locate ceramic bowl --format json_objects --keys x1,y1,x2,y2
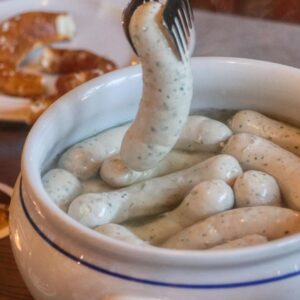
[{"x1": 9, "y1": 57, "x2": 300, "y2": 300}]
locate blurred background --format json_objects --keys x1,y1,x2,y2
[{"x1": 192, "y1": 0, "x2": 300, "y2": 23}]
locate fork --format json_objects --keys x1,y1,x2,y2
[{"x1": 122, "y1": 0, "x2": 194, "y2": 61}]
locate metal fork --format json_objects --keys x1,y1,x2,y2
[{"x1": 122, "y1": 0, "x2": 194, "y2": 61}]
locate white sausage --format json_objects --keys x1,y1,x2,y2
[
  {"x1": 223, "y1": 133, "x2": 300, "y2": 210},
  {"x1": 81, "y1": 178, "x2": 114, "y2": 194},
  {"x1": 68, "y1": 155, "x2": 242, "y2": 227},
  {"x1": 162, "y1": 206, "x2": 300, "y2": 250},
  {"x1": 42, "y1": 168, "x2": 81, "y2": 211},
  {"x1": 58, "y1": 124, "x2": 129, "y2": 180},
  {"x1": 100, "y1": 151, "x2": 213, "y2": 187},
  {"x1": 120, "y1": 2, "x2": 193, "y2": 171},
  {"x1": 58, "y1": 113, "x2": 224, "y2": 182},
  {"x1": 233, "y1": 170, "x2": 282, "y2": 207},
  {"x1": 229, "y1": 110, "x2": 300, "y2": 156},
  {"x1": 130, "y1": 180, "x2": 234, "y2": 245},
  {"x1": 95, "y1": 224, "x2": 147, "y2": 246},
  {"x1": 210, "y1": 235, "x2": 268, "y2": 250},
  {"x1": 175, "y1": 116, "x2": 232, "y2": 152}
]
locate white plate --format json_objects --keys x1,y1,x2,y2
[
  {"x1": 0, "y1": 0, "x2": 131, "y2": 67},
  {"x1": 0, "y1": 0, "x2": 132, "y2": 117}
]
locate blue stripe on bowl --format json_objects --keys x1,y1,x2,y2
[{"x1": 19, "y1": 179, "x2": 300, "y2": 289}]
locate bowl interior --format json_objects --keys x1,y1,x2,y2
[
  {"x1": 26, "y1": 57, "x2": 300, "y2": 173},
  {"x1": 21, "y1": 57, "x2": 300, "y2": 264}
]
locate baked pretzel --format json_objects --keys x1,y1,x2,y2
[
  {"x1": 0, "y1": 62, "x2": 45, "y2": 97},
  {"x1": 0, "y1": 11, "x2": 76, "y2": 65},
  {"x1": 39, "y1": 47, "x2": 116, "y2": 74},
  {"x1": 0, "y1": 11, "x2": 75, "y2": 97}
]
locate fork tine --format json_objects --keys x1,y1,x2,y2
[
  {"x1": 172, "y1": 17, "x2": 187, "y2": 60},
  {"x1": 182, "y1": 0, "x2": 193, "y2": 29},
  {"x1": 178, "y1": 4, "x2": 190, "y2": 38},
  {"x1": 163, "y1": 0, "x2": 192, "y2": 60},
  {"x1": 164, "y1": 0, "x2": 193, "y2": 31},
  {"x1": 176, "y1": 5, "x2": 189, "y2": 43},
  {"x1": 122, "y1": 0, "x2": 194, "y2": 61}
]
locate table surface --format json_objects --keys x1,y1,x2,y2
[{"x1": 2, "y1": 3, "x2": 300, "y2": 299}]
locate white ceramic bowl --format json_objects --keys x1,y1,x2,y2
[{"x1": 9, "y1": 57, "x2": 300, "y2": 300}]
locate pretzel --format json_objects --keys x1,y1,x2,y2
[
  {"x1": 0, "y1": 11, "x2": 75, "y2": 98},
  {"x1": 39, "y1": 47, "x2": 116, "y2": 74},
  {"x1": 0, "y1": 62, "x2": 45, "y2": 97},
  {"x1": 0, "y1": 11, "x2": 75, "y2": 65}
]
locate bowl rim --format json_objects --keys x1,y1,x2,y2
[{"x1": 21, "y1": 56, "x2": 300, "y2": 268}]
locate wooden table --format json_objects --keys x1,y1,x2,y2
[
  {"x1": 2, "y1": 3, "x2": 300, "y2": 300},
  {"x1": 0, "y1": 124, "x2": 29, "y2": 300}
]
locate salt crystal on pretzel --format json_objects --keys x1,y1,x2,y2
[
  {"x1": 0, "y1": 11, "x2": 75, "y2": 98},
  {"x1": 39, "y1": 47, "x2": 116, "y2": 74},
  {"x1": 0, "y1": 62, "x2": 45, "y2": 97},
  {"x1": 0, "y1": 11, "x2": 76, "y2": 66}
]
